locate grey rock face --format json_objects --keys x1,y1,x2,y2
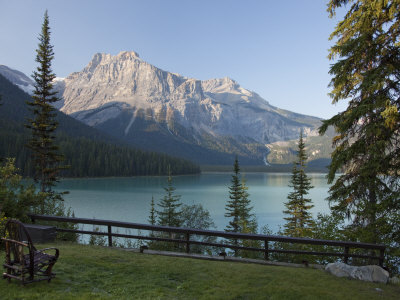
[
  {"x1": 325, "y1": 262, "x2": 389, "y2": 283},
  {"x1": 53, "y1": 51, "x2": 323, "y2": 163}
]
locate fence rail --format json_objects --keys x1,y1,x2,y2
[{"x1": 28, "y1": 214, "x2": 386, "y2": 266}]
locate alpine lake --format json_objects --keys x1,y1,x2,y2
[{"x1": 54, "y1": 172, "x2": 331, "y2": 236}]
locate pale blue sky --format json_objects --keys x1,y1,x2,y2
[{"x1": 0, "y1": 0, "x2": 347, "y2": 119}]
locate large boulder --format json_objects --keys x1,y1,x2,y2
[{"x1": 325, "y1": 262, "x2": 389, "y2": 284}]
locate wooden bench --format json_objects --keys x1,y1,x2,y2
[{"x1": 2, "y1": 219, "x2": 59, "y2": 285}]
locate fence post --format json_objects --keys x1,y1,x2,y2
[
  {"x1": 343, "y1": 246, "x2": 349, "y2": 264},
  {"x1": 379, "y1": 248, "x2": 384, "y2": 267},
  {"x1": 108, "y1": 225, "x2": 112, "y2": 247},
  {"x1": 25, "y1": 215, "x2": 387, "y2": 268},
  {"x1": 264, "y1": 240, "x2": 269, "y2": 261},
  {"x1": 185, "y1": 233, "x2": 190, "y2": 253}
]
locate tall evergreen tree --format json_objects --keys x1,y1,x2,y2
[
  {"x1": 148, "y1": 195, "x2": 156, "y2": 225},
  {"x1": 157, "y1": 169, "x2": 182, "y2": 227},
  {"x1": 238, "y1": 177, "x2": 257, "y2": 232},
  {"x1": 225, "y1": 157, "x2": 257, "y2": 256},
  {"x1": 319, "y1": 0, "x2": 400, "y2": 253},
  {"x1": 225, "y1": 157, "x2": 242, "y2": 235},
  {"x1": 283, "y1": 131, "x2": 314, "y2": 237},
  {"x1": 25, "y1": 11, "x2": 66, "y2": 213}
]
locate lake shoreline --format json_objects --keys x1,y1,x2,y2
[
  {"x1": 55, "y1": 173, "x2": 331, "y2": 234},
  {"x1": 201, "y1": 164, "x2": 329, "y2": 173}
]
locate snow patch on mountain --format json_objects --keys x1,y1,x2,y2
[
  {"x1": 124, "y1": 112, "x2": 136, "y2": 136},
  {"x1": 0, "y1": 65, "x2": 35, "y2": 95},
  {"x1": 16, "y1": 83, "x2": 35, "y2": 94}
]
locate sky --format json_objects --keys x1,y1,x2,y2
[{"x1": 0, "y1": 0, "x2": 348, "y2": 119}]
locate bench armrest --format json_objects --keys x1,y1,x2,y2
[
  {"x1": 1, "y1": 238, "x2": 28, "y2": 247},
  {"x1": 37, "y1": 247, "x2": 60, "y2": 259}
]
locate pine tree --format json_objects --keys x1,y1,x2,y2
[
  {"x1": 225, "y1": 157, "x2": 242, "y2": 234},
  {"x1": 148, "y1": 195, "x2": 156, "y2": 225},
  {"x1": 225, "y1": 157, "x2": 257, "y2": 256},
  {"x1": 26, "y1": 11, "x2": 64, "y2": 213},
  {"x1": 283, "y1": 131, "x2": 314, "y2": 237},
  {"x1": 25, "y1": 11, "x2": 67, "y2": 214},
  {"x1": 27, "y1": 10, "x2": 60, "y2": 191},
  {"x1": 238, "y1": 176, "x2": 260, "y2": 258},
  {"x1": 238, "y1": 176, "x2": 257, "y2": 232},
  {"x1": 320, "y1": 0, "x2": 400, "y2": 253},
  {"x1": 157, "y1": 169, "x2": 182, "y2": 227}
]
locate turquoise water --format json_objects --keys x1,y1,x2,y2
[{"x1": 55, "y1": 172, "x2": 331, "y2": 233}]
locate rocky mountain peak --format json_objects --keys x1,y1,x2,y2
[
  {"x1": 49, "y1": 51, "x2": 324, "y2": 164},
  {"x1": 116, "y1": 50, "x2": 140, "y2": 59},
  {"x1": 202, "y1": 77, "x2": 243, "y2": 94},
  {"x1": 81, "y1": 51, "x2": 141, "y2": 75}
]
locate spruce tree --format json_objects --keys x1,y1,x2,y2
[
  {"x1": 238, "y1": 176, "x2": 260, "y2": 258},
  {"x1": 225, "y1": 157, "x2": 257, "y2": 256},
  {"x1": 157, "y1": 169, "x2": 182, "y2": 227},
  {"x1": 225, "y1": 157, "x2": 242, "y2": 234},
  {"x1": 238, "y1": 176, "x2": 257, "y2": 232},
  {"x1": 283, "y1": 131, "x2": 314, "y2": 237},
  {"x1": 26, "y1": 11, "x2": 66, "y2": 214},
  {"x1": 320, "y1": 0, "x2": 400, "y2": 252},
  {"x1": 148, "y1": 195, "x2": 156, "y2": 225}
]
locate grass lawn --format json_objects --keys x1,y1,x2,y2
[{"x1": 0, "y1": 242, "x2": 399, "y2": 299}]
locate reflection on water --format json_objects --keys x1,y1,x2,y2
[{"x1": 55, "y1": 172, "x2": 331, "y2": 233}]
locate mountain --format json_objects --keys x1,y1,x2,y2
[
  {"x1": 0, "y1": 73, "x2": 200, "y2": 176},
  {"x1": 0, "y1": 70, "x2": 118, "y2": 142},
  {"x1": 54, "y1": 51, "x2": 328, "y2": 165},
  {"x1": 0, "y1": 65, "x2": 35, "y2": 94}
]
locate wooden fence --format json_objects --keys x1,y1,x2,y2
[{"x1": 28, "y1": 214, "x2": 386, "y2": 266}]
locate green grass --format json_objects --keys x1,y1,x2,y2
[{"x1": 1, "y1": 242, "x2": 399, "y2": 299}]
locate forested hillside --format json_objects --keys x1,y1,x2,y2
[{"x1": 0, "y1": 74, "x2": 200, "y2": 176}]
